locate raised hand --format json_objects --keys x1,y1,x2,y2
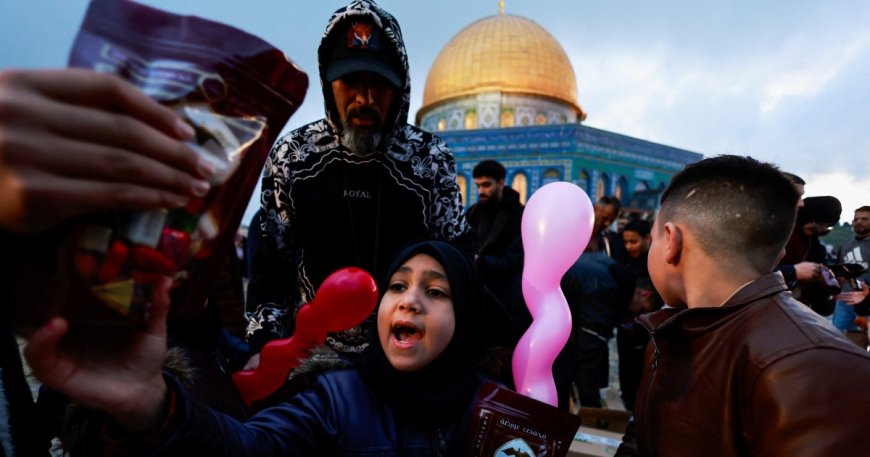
[
  {"x1": 793, "y1": 262, "x2": 821, "y2": 282},
  {"x1": 24, "y1": 277, "x2": 173, "y2": 431},
  {"x1": 836, "y1": 285, "x2": 869, "y2": 305},
  {"x1": 0, "y1": 69, "x2": 214, "y2": 233}
]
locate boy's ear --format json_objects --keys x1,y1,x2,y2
[
  {"x1": 774, "y1": 247, "x2": 786, "y2": 266},
  {"x1": 663, "y1": 222, "x2": 682, "y2": 265}
]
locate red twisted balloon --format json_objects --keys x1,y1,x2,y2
[{"x1": 232, "y1": 267, "x2": 378, "y2": 405}]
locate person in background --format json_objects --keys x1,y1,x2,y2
[
  {"x1": 0, "y1": 68, "x2": 213, "y2": 457},
  {"x1": 616, "y1": 219, "x2": 660, "y2": 411},
  {"x1": 615, "y1": 155, "x2": 870, "y2": 457},
  {"x1": 245, "y1": 0, "x2": 470, "y2": 368},
  {"x1": 585, "y1": 195, "x2": 628, "y2": 264},
  {"x1": 617, "y1": 277, "x2": 661, "y2": 412},
  {"x1": 567, "y1": 195, "x2": 632, "y2": 408},
  {"x1": 466, "y1": 159, "x2": 527, "y2": 322},
  {"x1": 621, "y1": 219, "x2": 652, "y2": 280},
  {"x1": 777, "y1": 195, "x2": 842, "y2": 315},
  {"x1": 775, "y1": 172, "x2": 820, "y2": 285},
  {"x1": 831, "y1": 205, "x2": 870, "y2": 347},
  {"x1": 559, "y1": 252, "x2": 630, "y2": 409}
]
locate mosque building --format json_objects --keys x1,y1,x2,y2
[{"x1": 416, "y1": 4, "x2": 703, "y2": 216}]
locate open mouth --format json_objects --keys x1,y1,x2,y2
[{"x1": 392, "y1": 322, "x2": 421, "y2": 343}]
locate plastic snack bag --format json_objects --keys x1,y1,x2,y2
[
  {"x1": 468, "y1": 383, "x2": 582, "y2": 457},
  {"x1": 10, "y1": 0, "x2": 307, "y2": 337}
]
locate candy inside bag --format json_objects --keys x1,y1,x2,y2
[
  {"x1": 9, "y1": 0, "x2": 307, "y2": 337},
  {"x1": 69, "y1": 108, "x2": 266, "y2": 321}
]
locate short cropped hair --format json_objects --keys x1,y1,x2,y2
[
  {"x1": 857, "y1": 206, "x2": 870, "y2": 213},
  {"x1": 597, "y1": 195, "x2": 622, "y2": 214},
  {"x1": 623, "y1": 219, "x2": 652, "y2": 237},
  {"x1": 781, "y1": 172, "x2": 805, "y2": 186},
  {"x1": 472, "y1": 160, "x2": 506, "y2": 181},
  {"x1": 658, "y1": 155, "x2": 799, "y2": 273}
]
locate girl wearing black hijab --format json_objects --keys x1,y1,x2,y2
[{"x1": 27, "y1": 240, "x2": 501, "y2": 455}]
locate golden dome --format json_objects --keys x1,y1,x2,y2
[{"x1": 419, "y1": 14, "x2": 584, "y2": 121}]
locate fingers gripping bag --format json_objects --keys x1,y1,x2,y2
[
  {"x1": 10, "y1": 0, "x2": 307, "y2": 337},
  {"x1": 468, "y1": 383, "x2": 582, "y2": 457}
]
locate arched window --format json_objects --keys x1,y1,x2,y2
[
  {"x1": 634, "y1": 180, "x2": 649, "y2": 192},
  {"x1": 500, "y1": 110, "x2": 515, "y2": 128},
  {"x1": 578, "y1": 170, "x2": 590, "y2": 192},
  {"x1": 437, "y1": 118, "x2": 446, "y2": 131},
  {"x1": 535, "y1": 113, "x2": 547, "y2": 125},
  {"x1": 615, "y1": 176, "x2": 628, "y2": 201},
  {"x1": 597, "y1": 174, "x2": 609, "y2": 200},
  {"x1": 464, "y1": 111, "x2": 477, "y2": 130},
  {"x1": 511, "y1": 172, "x2": 528, "y2": 205},
  {"x1": 457, "y1": 174, "x2": 468, "y2": 206},
  {"x1": 543, "y1": 168, "x2": 562, "y2": 185}
]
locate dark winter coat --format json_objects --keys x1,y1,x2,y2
[
  {"x1": 245, "y1": 0, "x2": 470, "y2": 355},
  {"x1": 466, "y1": 186, "x2": 527, "y2": 322}
]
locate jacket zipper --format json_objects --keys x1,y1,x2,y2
[
  {"x1": 643, "y1": 332, "x2": 661, "y2": 457},
  {"x1": 434, "y1": 428, "x2": 447, "y2": 456}
]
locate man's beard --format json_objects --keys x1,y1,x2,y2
[
  {"x1": 340, "y1": 106, "x2": 383, "y2": 156},
  {"x1": 341, "y1": 125, "x2": 381, "y2": 157}
]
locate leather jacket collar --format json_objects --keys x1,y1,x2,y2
[{"x1": 638, "y1": 272, "x2": 789, "y2": 332}]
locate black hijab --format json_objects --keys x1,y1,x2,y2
[{"x1": 356, "y1": 240, "x2": 488, "y2": 427}]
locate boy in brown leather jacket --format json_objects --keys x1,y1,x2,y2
[{"x1": 616, "y1": 155, "x2": 870, "y2": 457}]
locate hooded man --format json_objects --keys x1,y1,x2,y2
[{"x1": 245, "y1": 0, "x2": 470, "y2": 362}]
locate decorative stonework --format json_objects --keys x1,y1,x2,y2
[{"x1": 419, "y1": 92, "x2": 578, "y2": 132}]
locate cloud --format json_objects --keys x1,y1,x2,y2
[
  {"x1": 759, "y1": 32, "x2": 870, "y2": 113},
  {"x1": 805, "y1": 171, "x2": 870, "y2": 223},
  {"x1": 569, "y1": 44, "x2": 701, "y2": 140},
  {"x1": 563, "y1": 32, "x2": 869, "y2": 226},
  {"x1": 569, "y1": 28, "x2": 870, "y2": 134}
]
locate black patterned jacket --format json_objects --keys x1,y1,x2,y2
[{"x1": 245, "y1": 0, "x2": 470, "y2": 355}]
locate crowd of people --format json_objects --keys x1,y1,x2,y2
[{"x1": 2, "y1": 0, "x2": 869, "y2": 456}]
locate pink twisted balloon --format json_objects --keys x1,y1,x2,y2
[{"x1": 512, "y1": 182, "x2": 593, "y2": 406}]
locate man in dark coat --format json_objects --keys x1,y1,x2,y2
[
  {"x1": 245, "y1": 0, "x2": 471, "y2": 363},
  {"x1": 777, "y1": 195, "x2": 842, "y2": 315},
  {"x1": 466, "y1": 159, "x2": 527, "y2": 322}
]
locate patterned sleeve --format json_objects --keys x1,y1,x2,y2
[
  {"x1": 244, "y1": 134, "x2": 300, "y2": 353},
  {"x1": 427, "y1": 136, "x2": 471, "y2": 242}
]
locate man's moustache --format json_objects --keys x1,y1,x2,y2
[{"x1": 348, "y1": 107, "x2": 381, "y2": 123}]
